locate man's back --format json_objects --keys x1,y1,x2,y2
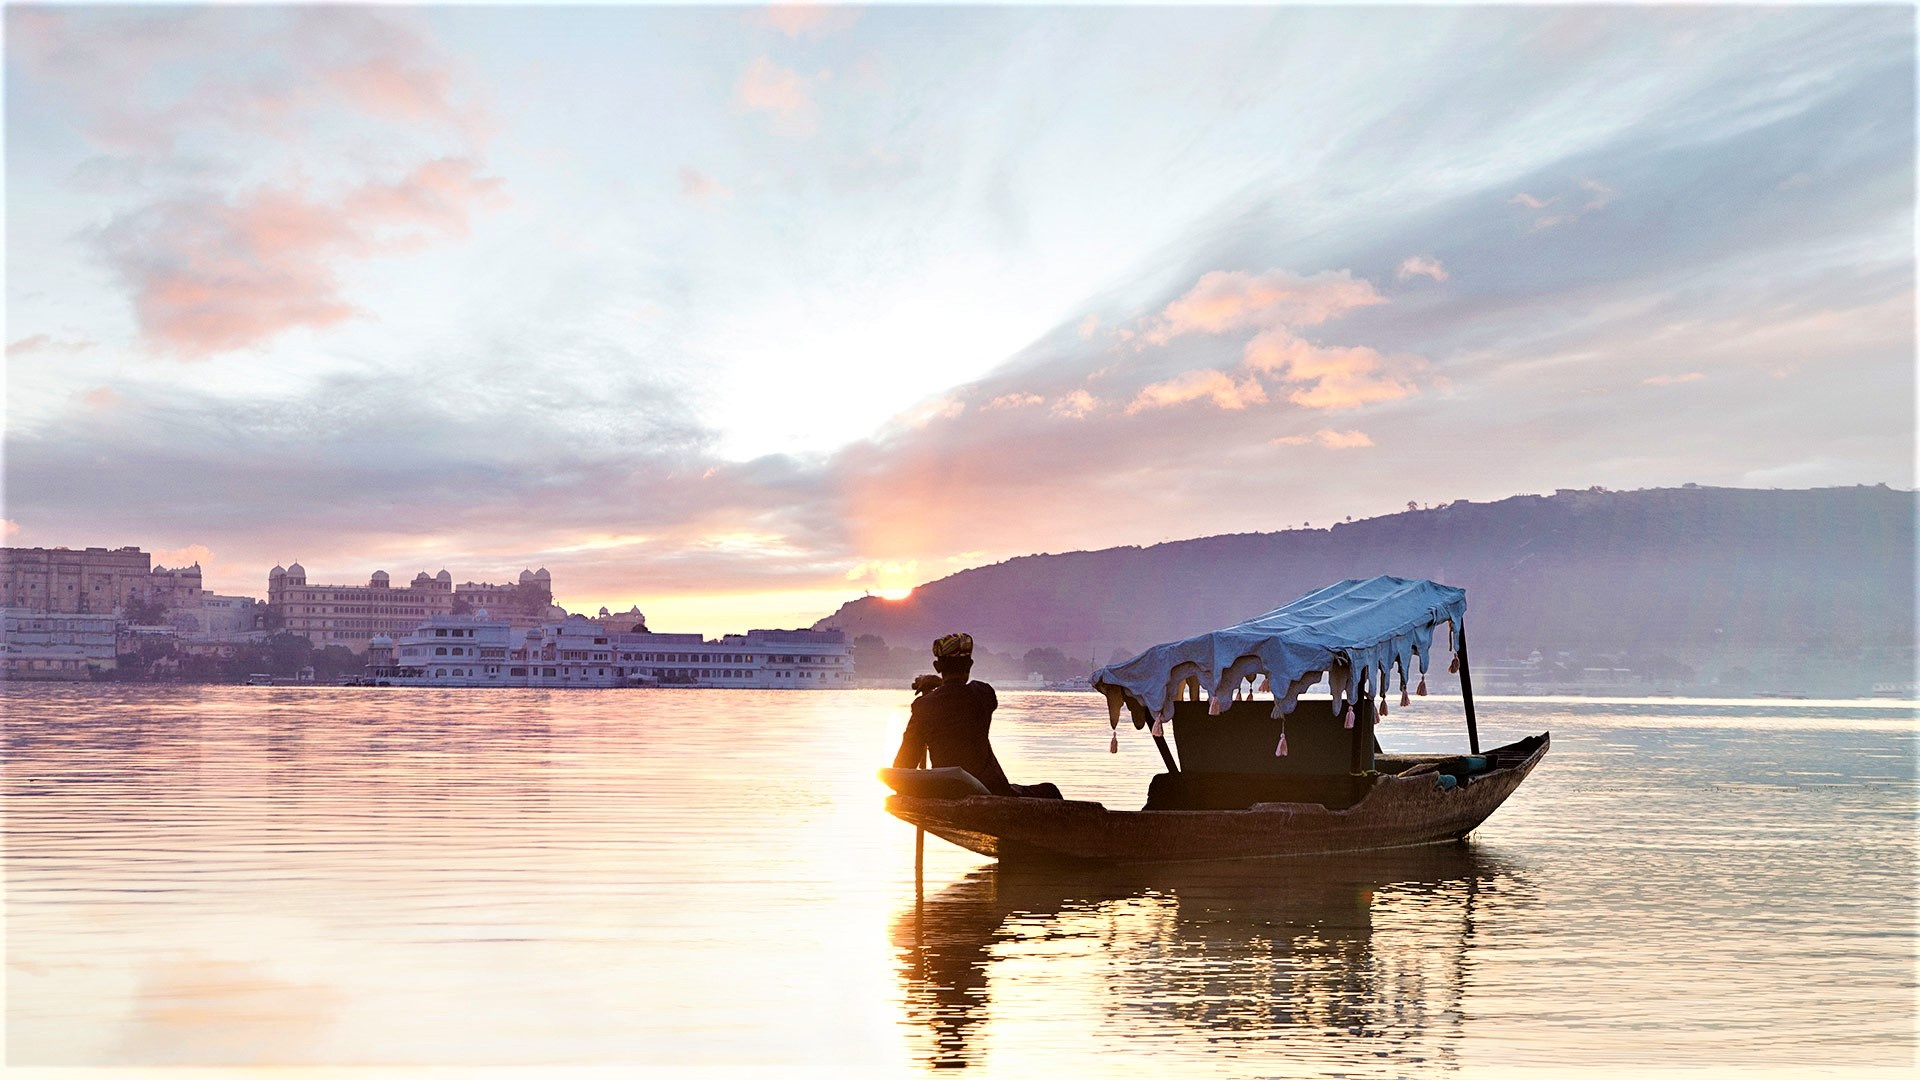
[{"x1": 895, "y1": 680, "x2": 1010, "y2": 793}]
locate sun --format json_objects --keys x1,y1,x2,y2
[{"x1": 873, "y1": 586, "x2": 914, "y2": 601}]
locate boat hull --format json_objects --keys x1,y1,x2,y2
[{"x1": 886, "y1": 733, "x2": 1549, "y2": 864}]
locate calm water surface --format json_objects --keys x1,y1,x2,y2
[{"x1": 5, "y1": 685, "x2": 1915, "y2": 1075}]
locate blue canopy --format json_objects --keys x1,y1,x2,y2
[{"x1": 1090, "y1": 576, "x2": 1465, "y2": 725}]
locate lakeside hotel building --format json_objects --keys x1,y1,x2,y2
[{"x1": 371, "y1": 614, "x2": 850, "y2": 689}]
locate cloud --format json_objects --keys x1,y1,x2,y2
[
  {"x1": 1272, "y1": 429, "x2": 1374, "y2": 449},
  {"x1": 1578, "y1": 178, "x2": 1616, "y2": 211},
  {"x1": 1153, "y1": 268, "x2": 1384, "y2": 339},
  {"x1": 986, "y1": 392, "x2": 1044, "y2": 409},
  {"x1": 1126, "y1": 369, "x2": 1267, "y2": 414},
  {"x1": 1077, "y1": 314, "x2": 1101, "y2": 339},
  {"x1": 322, "y1": 54, "x2": 467, "y2": 132},
  {"x1": 679, "y1": 167, "x2": 732, "y2": 202},
  {"x1": 12, "y1": 8, "x2": 485, "y2": 159},
  {"x1": 2, "y1": 353, "x2": 868, "y2": 605},
  {"x1": 81, "y1": 386, "x2": 125, "y2": 411},
  {"x1": 1396, "y1": 256, "x2": 1449, "y2": 283},
  {"x1": 1242, "y1": 329, "x2": 1416, "y2": 409},
  {"x1": 151, "y1": 543, "x2": 216, "y2": 569},
  {"x1": 1519, "y1": 178, "x2": 1617, "y2": 229},
  {"x1": 14, "y1": 8, "x2": 503, "y2": 359},
  {"x1": 751, "y1": 4, "x2": 861, "y2": 39},
  {"x1": 2, "y1": 520, "x2": 19, "y2": 539},
  {"x1": 736, "y1": 57, "x2": 827, "y2": 136},
  {"x1": 6, "y1": 334, "x2": 95, "y2": 357},
  {"x1": 1050, "y1": 389, "x2": 1099, "y2": 419},
  {"x1": 94, "y1": 158, "x2": 506, "y2": 356},
  {"x1": 1643, "y1": 372, "x2": 1705, "y2": 385}
]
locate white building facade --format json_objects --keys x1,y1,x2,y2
[
  {"x1": 1, "y1": 609, "x2": 117, "y2": 680},
  {"x1": 367, "y1": 617, "x2": 850, "y2": 689},
  {"x1": 376, "y1": 613, "x2": 621, "y2": 688},
  {"x1": 608, "y1": 628, "x2": 851, "y2": 688}
]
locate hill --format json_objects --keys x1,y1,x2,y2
[{"x1": 815, "y1": 485, "x2": 1916, "y2": 694}]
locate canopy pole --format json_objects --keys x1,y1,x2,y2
[
  {"x1": 1152, "y1": 730, "x2": 1180, "y2": 774},
  {"x1": 1457, "y1": 625, "x2": 1481, "y2": 755}
]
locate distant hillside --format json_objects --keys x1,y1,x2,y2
[{"x1": 816, "y1": 485, "x2": 1916, "y2": 693}]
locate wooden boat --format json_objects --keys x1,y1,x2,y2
[{"x1": 883, "y1": 576, "x2": 1548, "y2": 864}]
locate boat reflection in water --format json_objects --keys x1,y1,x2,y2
[{"x1": 893, "y1": 843, "x2": 1526, "y2": 1072}]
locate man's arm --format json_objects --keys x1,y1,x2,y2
[{"x1": 891, "y1": 705, "x2": 928, "y2": 769}]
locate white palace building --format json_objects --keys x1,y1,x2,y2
[{"x1": 368, "y1": 613, "x2": 851, "y2": 689}]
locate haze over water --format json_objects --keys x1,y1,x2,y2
[{"x1": 5, "y1": 685, "x2": 1915, "y2": 1074}]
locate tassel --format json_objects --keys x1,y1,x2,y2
[
  {"x1": 1417, "y1": 677, "x2": 1428, "y2": 696},
  {"x1": 1449, "y1": 656, "x2": 1460, "y2": 674},
  {"x1": 1344, "y1": 705, "x2": 1355, "y2": 729},
  {"x1": 1109, "y1": 732, "x2": 1119, "y2": 754},
  {"x1": 1274, "y1": 730, "x2": 1289, "y2": 756},
  {"x1": 1380, "y1": 697, "x2": 1389, "y2": 717},
  {"x1": 1150, "y1": 717, "x2": 1165, "y2": 738},
  {"x1": 1401, "y1": 687, "x2": 1411, "y2": 708}
]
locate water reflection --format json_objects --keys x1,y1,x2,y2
[{"x1": 894, "y1": 843, "x2": 1525, "y2": 1072}]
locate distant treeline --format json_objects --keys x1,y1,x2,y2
[
  {"x1": 851, "y1": 635, "x2": 1093, "y2": 685},
  {"x1": 111, "y1": 633, "x2": 366, "y2": 684}
]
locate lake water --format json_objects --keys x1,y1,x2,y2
[{"x1": 4, "y1": 685, "x2": 1915, "y2": 1075}]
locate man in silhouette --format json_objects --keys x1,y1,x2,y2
[{"x1": 893, "y1": 632, "x2": 1062, "y2": 799}]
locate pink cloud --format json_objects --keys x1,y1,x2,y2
[
  {"x1": 97, "y1": 158, "x2": 505, "y2": 356},
  {"x1": 80, "y1": 386, "x2": 126, "y2": 411},
  {"x1": 1, "y1": 520, "x2": 19, "y2": 540},
  {"x1": 737, "y1": 57, "x2": 826, "y2": 136},
  {"x1": 1643, "y1": 372, "x2": 1705, "y2": 386},
  {"x1": 1396, "y1": 256, "x2": 1449, "y2": 283},
  {"x1": 151, "y1": 543, "x2": 216, "y2": 569},
  {"x1": 3, "y1": 334, "x2": 91, "y2": 357},
  {"x1": 1051, "y1": 390, "x2": 1099, "y2": 419},
  {"x1": 986, "y1": 392, "x2": 1045, "y2": 410},
  {"x1": 1077, "y1": 314, "x2": 1101, "y2": 340},
  {"x1": 15, "y1": 8, "x2": 484, "y2": 157},
  {"x1": 1518, "y1": 179, "x2": 1616, "y2": 229},
  {"x1": 18, "y1": 9, "x2": 503, "y2": 359},
  {"x1": 1126, "y1": 370, "x2": 1268, "y2": 414},
  {"x1": 1244, "y1": 329, "x2": 1416, "y2": 409},
  {"x1": 680, "y1": 168, "x2": 733, "y2": 202},
  {"x1": 1154, "y1": 269, "x2": 1384, "y2": 341},
  {"x1": 1272, "y1": 428, "x2": 1374, "y2": 449},
  {"x1": 752, "y1": 4, "x2": 861, "y2": 38},
  {"x1": 324, "y1": 55, "x2": 456, "y2": 123}
]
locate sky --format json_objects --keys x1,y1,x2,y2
[{"x1": 4, "y1": 4, "x2": 1914, "y2": 633}]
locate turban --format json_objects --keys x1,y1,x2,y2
[{"x1": 931, "y1": 633, "x2": 974, "y2": 658}]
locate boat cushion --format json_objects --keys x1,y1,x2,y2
[{"x1": 877, "y1": 766, "x2": 993, "y2": 800}]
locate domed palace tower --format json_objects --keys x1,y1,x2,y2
[{"x1": 267, "y1": 563, "x2": 555, "y2": 652}]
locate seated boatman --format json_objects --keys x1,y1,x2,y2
[{"x1": 892, "y1": 633, "x2": 1063, "y2": 799}]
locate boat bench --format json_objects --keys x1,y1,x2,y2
[{"x1": 1143, "y1": 770, "x2": 1376, "y2": 812}]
